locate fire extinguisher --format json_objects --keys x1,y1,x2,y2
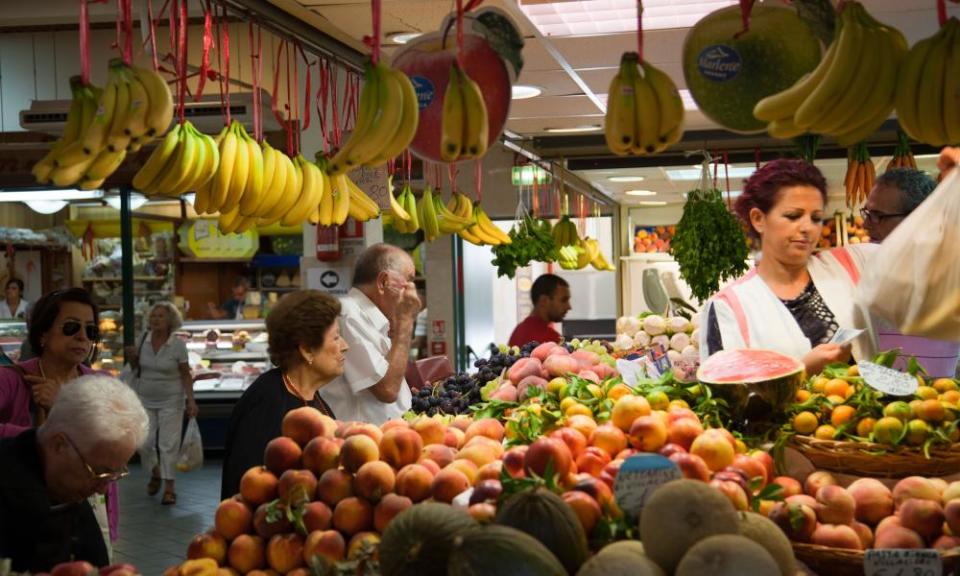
[{"x1": 316, "y1": 226, "x2": 340, "y2": 262}]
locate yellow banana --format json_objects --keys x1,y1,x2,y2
[
  {"x1": 193, "y1": 125, "x2": 228, "y2": 211},
  {"x1": 768, "y1": 116, "x2": 805, "y2": 140},
  {"x1": 346, "y1": 176, "x2": 380, "y2": 219},
  {"x1": 894, "y1": 35, "x2": 937, "y2": 142},
  {"x1": 368, "y1": 69, "x2": 419, "y2": 165},
  {"x1": 106, "y1": 65, "x2": 132, "y2": 152},
  {"x1": 388, "y1": 179, "x2": 411, "y2": 222},
  {"x1": 641, "y1": 60, "x2": 684, "y2": 145},
  {"x1": 460, "y1": 70, "x2": 489, "y2": 158},
  {"x1": 123, "y1": 73, "x2": 151, "y2": 139},
  {"x1": 344, "y1": 63, "x2": 404, "y2": 169},
  {"x1": 151, "y1": 123, "x2": 196, "y2": 195},
  {"x1": 632, "y1": 71, "x2": 659, "y2": 155},
  {"x1": 261, "y1": 151, "x2": 299, "y2": 222},
  {"x1": 133, "y1": 65, "x2": 174, "y2": 137},
  {"x1": 420, "y1": 186, "x2": 440, "y2": 240},
  {"x1": 84, "y1": 148, "x2": 126, "y2": 182},
  {"x1": 239, "y1": 133, "x2": 264, "y2": 215},
  {"x1": 440, "y1": 63, "x2": 465, "y2": 162},
  {"x1": 604, "y1": 53, "x2": 638, "y2": 155},
  {"x1": 402, "y1": 185, "x2": 419, "y2": 232},
  {"x1": 219, "y1": 207, "x2": 242, "y2": 234},
  {"x1": 283, "y1": 156, "x2": 324, "y2": 226},
  {"x1": 944, "y1": 24, "x2": 960, "y2": 145},
  {"x1": 210, "y1": 125, "x2": 238, "y2": 212},
  {"x1": 915, "y1": 22, "x2": 954, "y2": 146},
  {"x1": 475, "y1": 205, "x2": 511, "y2": 244},
  {"x1": 327, "y1": 61, "x2": 380, "y2": 175},
  {"x1": 80, "y1": 75, "x2": 118, "y2": 157},
  {"x1": 222, "y1": 123, "x2": 250, "y2": 213},
  {"x1": 255, "y1": 142, "x2": 280, "y2": 216},
  {"x1": 810, "y1": 24, "x2": 881, "y2": 135},
  {"x1": 133, "y1": 123, "x2": 181, "y2": 192},
  {"x1": 754, "y1": 41, "x2": 838, "y2": 123},
  {"x1": 331, "y1": 173, "x2": 351, "y2": 225},
  {"x1": 33, "y1": 78, "x2": 87, "y2": 183}
]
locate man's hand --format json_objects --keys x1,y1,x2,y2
[{"x1": 395, "y1": 284, "x2": 421, "y2": 321}]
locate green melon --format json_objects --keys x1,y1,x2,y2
[
  {"x1": 675, "y1": 534, "x2": 780, "y2": 576},
  {"x1": 447, "y1": 524, "x2": 567, "y2": 576},
  {"x1": 379, "y1": 503, "x2": 477, "y2": 576},
  {"x1": 682, "y1": 5, "x2": 822, "y2": 133},
  {"x1": 494, "y1": 487, "x2": 589, "y2": 574},
  {"x1": 576, "y1": 541, "x2": 665, "y2": 576},
  {"x1": 738, "y1": 511, "x2": 796, "y2": 576}
]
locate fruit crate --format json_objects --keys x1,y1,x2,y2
[
  {"x1": 789, "y1": 435, "x2": 960, "y2": 478},
  {"x1": 793, "y1": 542, "x2": 960, "y2": 576}
]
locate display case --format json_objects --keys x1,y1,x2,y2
[{"x1": 0, "y1": 321, "x2": 28, "y2": 365}]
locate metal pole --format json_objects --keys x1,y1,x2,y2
[
  {"x1": 452, "y1": 235, "x2": 466, "y2": 372},
  {"x1": 120, "y1": 187, "x2": 135, "y2": 347}
]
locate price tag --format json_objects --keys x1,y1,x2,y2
[
  {"x1": 864, "y1": 549, "x2": 941, "y2": 576},
  {"x1": 830, "y1": 327, "x2": 865, "y2": 345},
  {"x1": 860, "y1": 361, "x2": 919, "y2": 397},
  {"x1": 613, "y1": 454, "x2": 680, "y2": 519},
  {"x1": 616, "y1": 359, "x2": 645, "y2": 387}
]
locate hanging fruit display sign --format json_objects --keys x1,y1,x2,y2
[{"x1": 178, "y1": 219, "x2": 258, "y2": 259}]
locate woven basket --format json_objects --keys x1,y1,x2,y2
[
  {"x1": 793, "y1": 543, "x2": 960, "y2": 576},
  {"x1": 789, "y1": 435, "x2": 960, "y2": 478}
]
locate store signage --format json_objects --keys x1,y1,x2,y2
[
  {"x1": 864, "y1": 549, "x2": 941, "y2": 576},
  {"x1": 431, "y1": 341, "x2": 446, "y2": 355},
  {"x1": 697, "y1": 44, "x2": 742, "y2": 82},
  {"x1": 613, "y1": 454, "x2": 680, "y2": 519},
  {"x1": 432, "y1": 320, "x2": 446, "y2": 339},
  {"x1": 860, "y1": 361, "x2": 919, "y2": 397},
  {"x1": 410, "y1": 75, "x2": 435, "y2": 110},
  {"x1": 178, "y1": 219, "x2": 258, "y2": 259},
  {"x1": 349, "y1": 164, "x2": 390, "y2": 209},
  {"x1": 305, "y1": 264, "x2": 352, "y2": 296}
]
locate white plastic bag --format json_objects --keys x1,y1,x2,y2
[
  {"x1": 176, "y1": 417, "x2": 203, "y2": 472},
  {"x1": 859, "y1": 170, "x2": 960, "y2": 341}
]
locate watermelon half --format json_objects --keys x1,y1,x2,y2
[{"x1": 698, "y1": 349, "x2": 804, "y2": 428}]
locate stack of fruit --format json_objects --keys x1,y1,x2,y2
[
  {"x1": 818, "y1": 217, "x2": 840, "y2": 250},
  {"x1": 604, "y1": 52, "x2": 685, "y2": 156},
  {"x1": 553, "y1": 217, "x2": 615, "y2": 271},
  {"x1": 845, "y1": 214, "x2": 870, "y2": 244},
  {"x1": 633, "y1": 226, "x2": 674, "y2": 254}
]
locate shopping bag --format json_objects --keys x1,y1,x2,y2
[
  {"x1": 176, "y1": 417, "x2": 203, "y2": 472},
  {"x1": 858, "y1": 170, "x2": 960, "y2": 341}
]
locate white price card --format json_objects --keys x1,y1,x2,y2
[
  {"x1": 860, "y1": 361, "x2": 919, "y2": 396},
  {"x1": 615, "y1": 359, "x2": 645, "y2": 387},
  {"x1": 864, "y1": 549, "x2": 941, "y2": 576},
  {"x1": 613, "y1": 454, "x2": 680, "y2": 519},
  {"x1": 830, "y1": 327, "x2": 865, "y2": 345}
]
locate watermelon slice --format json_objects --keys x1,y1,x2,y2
[{"x1": 698, "y1": 349, "x2": 805, "y2": 384}]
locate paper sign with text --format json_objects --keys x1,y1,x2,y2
[
  {"x1": 348, "y1": 165, "x2": 390, "y2": 209},
  {"x1": 864, "y1": 549, "x2": 941, "y2": 576},
  {"x1": 860, "y1": 361, "x2": 919, "y2": 396},
  {"x1": 613, "y1": 454, "x2": 680, "y2": 519}
]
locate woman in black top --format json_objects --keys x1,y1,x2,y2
[{"x1": 221, "y1": 291, "x2": 348, "y2": 499}]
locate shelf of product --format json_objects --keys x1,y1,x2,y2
[
  {"x1": 633, "y1": 225, "x2": 674, "y2": 254},
  {"x1": 180, "y1": 320, "x2": 270, "y2": 399},
  {"x1": 0, "y1": 321, "x2": 27, "y2": 365}
]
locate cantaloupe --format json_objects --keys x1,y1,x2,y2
[
  {"x1": 738, "y1": 511, "x2": 796, "y2": 576},
  {"x1": 576, "y1": 540, "x2": 665, "y2": 576},
  {"x1": 675, "y1": 534, "x2": 780, "y2": 575},
  {"x1": 447, "y1": 524, "x2": 567, "y2": 576},
  {"x1": 379, "y1": 503, "x2": 476, "y2": 576}
]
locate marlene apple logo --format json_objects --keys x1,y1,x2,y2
[
  {"x1": 697, "y1": 45, "x2": 742, "y2": 82},
  {"x1": 410, "y1": 76, "x2": 435, "y2": 111}
]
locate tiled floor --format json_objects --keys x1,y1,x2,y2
[{"x1": 112, "y1": 460, "x2": 222, "y2": 576}]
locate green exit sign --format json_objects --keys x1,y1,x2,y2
[{"x1": 511, "y1": 165, "x2": 552, "y2": 186}]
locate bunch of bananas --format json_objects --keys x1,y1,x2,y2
[
  {"x1": 551, "y1": 216, "x2": 580, "y2": 248},
  {"x1": 186, "y1": 121, "x2": 263, "y2": 219},
  {"x1": 34, "y1": 60, "x2": 173, "y2": 188},
  {"x1": 133, "y1": 121, "x2": 218, "y2": 197},
  {"x1": 441, "y1": 63, "x2": 489, "y2": 163},
  {"x1": 460, "y1": 199, "x2": 511, "y2": 247},
  {"x1": 754, "y1": 2, "x2": 907, "y2": 146},
  {"x1": 895, "y1": 18, "x2": 960, "y2": 147},
  {"x1": 390, "y1": 183, "x2": 420, "y2": 234},
  {"x1": 418, "y1": 186, "x2": 474, "y2": 242},
  {"x1": 327, "y1": 61, "x2": 418, "y2": 175},
  {"x1": 604, "y1": 52, "x2": 685, "y2": 156},
  {"x1": 315, "y1": 158, "x2": 382, "y2": 226},
  {"x1": 558, "y1": 238, "x2": 615, "y2": 271}
]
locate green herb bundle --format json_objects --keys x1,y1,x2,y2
[
  {"x1": 491, "y1": 216, "x2": 559, "y2": 278},
  {"x1": 670, "y1": 188, "x2": 749, "y2": 302}
]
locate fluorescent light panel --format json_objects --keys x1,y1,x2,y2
[
  {"x1": 608, "y1": 175, "x2": 645, "y2": 182},
  {"x1": 638, "y1": 200, "x2": 667, "y2": 206},
  {"x1": 512, "y1": 85, "x2": 543, "y2": 99},
  {"x1": 0, "y1": 189, "x2": 103, "y2": 201},
  {"x1": 666, "y1": 166, "x2": 756, "y2": 181},
  {"x1": 24, "y1": 200, "x2": 68, "y2": 214},
  {"x1": 544, "y1": 124, "x2": 602, "y2": 133},
  {"x1": 519, "y1": 0, "x2": 738, "y2": 36},
  {"x1": 625, "y1": 189, "x2": 656, "y2": 196}
]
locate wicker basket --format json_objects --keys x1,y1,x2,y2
[
  {"x1": 793, "y1": 543, "x2": 960, "y2": 576},
  {"x1": 789, "y1": 435, "x2": 960, "y2": 478}
]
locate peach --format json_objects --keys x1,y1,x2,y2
[
  {"x1": 303, "y1": 530, "x2": 345, "y2": 564},
  {"x1": 659, "y1": 443, "x2": 686, "y2": 459},
  {"x1": 517, "y1": 375, "x2": 548, "y2": 400},
  {"x1": 945, "y1": 499, "x2": 960, "y2": 534},
  {"x1": 227, "y1": 534, "x2": 266, "y2": 573},
  {"x1": 468, "y1": 502, "x2": 497, "y2": 523},
  {"x1": 786, "y1": 494, "x2": 818, "y2": 508},
  {"x1": 611, "y1": 395, "x2": 651, "y2": 432},
  {"x1": 347, "y1": 532, "x2": 380, "y2": 560},
  {"x1": 395, "y1": 463, "x2": 435, "y2": 502},
  {"x1": 464, "y1": 434, "x2": 504, "y2": 457},
  {"x1": 544, "y1": 354, "x2": 579, "y2": 378},
  {"x1": 379, "y1": 428, "x2": 423, "y2": 469},
  {"x1": 266, "y1": 533, "x2": 305, "y2": 574},
  {"x1": 876, "y1": 515, "x2": 904, "y2": 537},
  {"x1": 816, "y1": 485, "x2": 856, "y2": 525},
  {"x1": 894, "y1": 476, "x2": 941, "y2": 508},
  {"x1": 669, "y1": 452, "x2": 711, "y2": 482},
  {"x1": 281, "y1": 407, "x2": 336, "y2": 447},
  {"x1": 524, "y1": 437, "x2": 573, "y2": 479},
  {"x1": 507, "y1": 357, "x2": 543, "y2": 385},
  {"x1": 420, "y1": 443, "x2": 457, "y2": 469},
  {"x1": 215, "y1": 497, "x2": 253, "y2": 540},
  {"x1": 380, "y1": 419, "x2": 410, "y2": 433},
  {"x1": 942, "y1": 480, "x2": 960, "y2": 503},
  {"x1": 899, "y1": 498, "x2": 945, "y2": 541},
  {"x1": 562, "y1": 490, "x2": 602, "y2": 534},
  {"x1": 748, "y1": 450, "x2": 775, "y2": 482},
  {"x1": 875, "y1": 526, "x2": 925, "y2": 549},
  {"x1": 374, "y1": 493, "x2": 413, "y2": 533},
  {"x1": 931, "y1": 477, "x2": 949, "y2": 497},
  {"x1": 263, "y1": 437, "x2": 302, "y2": 475},
  {"x1": 341, "y1": 422, "x2": 383, "y2": 444},
  {"x1": 278, "y1": 469, "x2": 317, "y2": 505},
  {"x1": 804, "y1": 471, "x2": 838, "y2": 497},
  {"x1": 731, "y1": 453, "x2": 767, "y2": 487},
  {"x1": 550, "y1": 427, "x2": 587, "y2": 459},
  {"x1": 332, "y1": 497, "x2": 374, "y2": 536},
  {"x1": 771, "y1": 476, "x2": 803, "y2": 498},
  {"x1": 298, "y1": 501, "x2": 332, "y2": 533},
  {"x1": 242, "y1": 571, "x2": 278, "y2": 576},
  {"x1": 468, "y1": 479, "x2": 503, "y2": 506},
  {"x1": 502, "y1": 446, "x2": 527, "y2": 478},
  {"x1": 340, "y1": 434, "x2": 380, "y2": 473},
  {"x1": 302, "y1": 437, "x2": 341, "y2": 478},
  {"x1": 449, "y1": 415, "x2": 473, "y2": 432},
  {"x1": 187, "y1": 531, "x2": 227, "y2": 565},
  {"x1": 576, "y1": 446, "x2": 612, "y2": 477},
  {"x1": 666, "y1": 418, "x2": 703, "y2": 452},
  {"x1": 476, "y1": 460, "x2": 503, "y2": 483},
  {"x1": 531, "y1": 341, "x2": 559, "y2": 361},
  {"x1": 565, "y1": 414, "x2": 598, "y2": 440},
  {"x1": 571, "y1": 349, "x2": 599, "y2": 366},
  {"x1": 316, "y1": 469, "x2": 354, "y2": 508},
  {"x1": 851, "y1": 521, "x2": 874, "y2": 549},
  {"x1": 51, "y1": 562, "x2": 96, "y2": 576},
  {"x1": 933, "y1": 535, "x2": 960, "y2": 550},
  {"x1": 710, "y1": 478, "x2": 749, "y2": 511},
  {"x1": 628, "y1": 416, "x2": 668, "y2": 453},
  {"x1": 239, "y1": 467, "x2": 279, "y2": 507},
  {"x1": 464, "y1": 418, "x2": 505, "y2": 443},
  {"x1": 811, "y1": 524, "x2": 862, "y2": 550},
  {"x1": 457, "y1": 444, "x2": 499, "y2": 468},
  {"x1": 419, "y1": 458, "x2": 442, "y2": 476},
  {"x1": 689, "y1": 429, "x2": 734, "y2": 471},
  {"x1": 589, "y1": 424, "x2": 628, "y2": 456},
  {"x1": 446, "y1": 459, "x2": 480, "y2": 484},
  {"x1": 353, "y1": 461, "x2": 396, "y2": 502},
  {"x1": 600, "y1": 459, "x2": 623, "y2": 488},
  {"x1": 769, "y1": 502, "x2": 817, "y2": 542},
  {"x1": 571, "y1": 476, "x2": 616, "y2": 513},
  {"x1": 412, "y1": 417, "x2": 447, "y2": 446},
  {"x1": 431, "y1": 467, "x2": 471, "y2": 503},
  {"x1": 847, "y1": 478, "x2": 894, "y2": 525},
  {"x1": 253, "y1": 502, "x2": 292, "y2": 539},
  {"x1": 444, "y1": 426, "x2": 466, "y2": 449}
]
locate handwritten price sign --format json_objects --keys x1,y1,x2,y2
[
  {"x1": 864, "y1": 549, "x2": 941, "y2": 576},
  {"x1": 349, "y1": 165, "x2": 390, "y2": 210}
]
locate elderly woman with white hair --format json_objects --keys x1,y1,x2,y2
[
  {"x1": 125, "y1": 302, "x2": 196, "y2": 505},
  {"x1": 0, "y1": 375, "x2": 148, "y2": 573}
]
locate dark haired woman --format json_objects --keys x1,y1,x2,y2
[
  {"x1": 220, "y1": 290, "x2": 347, "y2": 499},
  {"x1": 0, "y1": 278, "x2": 28, "y2": 320},
  {"x1": 699, "y1": 159, "x2": 877, "y2": 375}
]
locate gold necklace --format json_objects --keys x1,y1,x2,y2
[{"x1": 38, "y1": 359, "x2": 79, "y2": 384}]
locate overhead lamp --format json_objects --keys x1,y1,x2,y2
[
  {"x1": 625, "y1": 189, "x2": 656, "y2": 196},
  {"x1": 519, "y1": 0, "x2": 738, "y2": 36},
  {"x1": 0, "y1": 189, "x2": 104, "y2": 202},
  {"x1": 544, "y1": 125, "x2": 602, "y2": 134},
  {"x1": 387, "y1": 31, "x2": 423, "y2": 44},
  {"x1": 638, "y1": 200, "x2": 668, "y2": 206},
  {"x1": 666, "y1": 166, "x2": 756, "y2": 181},
  {"x1": 104, "y1": 192, "x2": 148, "y2": 211},
  {"x1": 512, "y1": 84, "x2": 542, "y2": 100},
  {"x1": 608, "y1": 175, "x2": 645, "y2": 183},
  {"x1": 24, "y1": 200, "x2": 68, "y2": 214}
]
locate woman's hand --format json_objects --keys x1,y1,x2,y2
[
  {"x1": 24, "y1": 374, "x2": 59, "y2": 411},
  {"x1": 802, "y1": 343, "x2": 852, "y2": 375},
  {"x1": 186, "y1": 398, "x2": 199, "y2": 418},
  {"x1": 937, "y1": 146, "x2": 960, "y2": 175},
  {"x1": 123, "y1": 345, "x2": 140, "y2": 366}
]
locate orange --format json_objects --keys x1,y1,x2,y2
[
  {"x1": 883, "y1": 401, "x2": 913, "y2": 422},
  {"x1": 934, "y1": 378, "x2": 959, "y2": 393},
  {"x1": 873, "y1": 417, "x2": 905, "y2": 445},
  {"x1": 586, "y1": 384, "x2": 604, "y2": 400},
  {"x1": 906, "y1": 419, "x2": 929, "y2": 446},
  {"x1": 565, "y1": 403, "x2": 594, "y2": 418},
  {"x1": 942, "y1": 402, "x2": 958, "y2": 422},
  {"x1": 918, "y1": 398, "x2": 946, "y2": 422},
  {"x1": 611, "y1": 395, "x2": 651, "y2": 432},
  {"x1": 560, "y1": 397, "x2": 581, "y2": 413},
  {"x1": 669, "y1": 399, "x2": 690, "y2": 410},
  {"x1": 844, "y1": 385, "x2": 857, "y2": 399},
  {"x1": 917, "y1": 386, "x2": 939, "y2": 400},
  {"x1": 942, "y1": 391, "x2": 960, "y2": 406},
  {"x1": 735, "y1": 439, "x2": 748, "y2": 454},
  {"x1": 605, "y1": 383, "x2": 633, "y2": 402},
  {"x1": 826, "y1": 395, "x2": 846, "y2": 406},
  {"x1": 814, "y1": 425, "x2": 837, "y2": 441},
  {"x1": 812, "y1": 377, "x2": 829, "y2": 393},
  {"x1": 824, "y1": 379, "x2": 850, "y2": 398},
  {"x1": 856, "y1": 417, "x2": 877, "y2": 437},
  {"x1": 831, "y1": 405, "x2": 857, "y2": 427},
  {"x1": 793, "y1": 411, "x2": 819, "y2": 434},
  {"x1": 645, "y1": 390, "x2": 670, "y2": 411},
  {"x1": 909, "y1": 399, "x2": 924, "y2": 419},
  {"x1": 847, "y1": 365, "x2": 860, "y2": 377},
  {"x1": 795, "y1": 389, "x2": 812, "y2": 403},
  {"x1": 917, "y1": 374, "x2": 927, "y2": 388}
]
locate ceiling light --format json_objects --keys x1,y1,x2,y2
[
  {"x1": 638, "y1": 200, "x2": 668, "y2": 206},
  {"x1": 544, "y1": 125, "x2": 602, "y2": 133},
  {"x1": 608, "y1": 175, "x2": 645, "y2": 183},
  {"x1": 519, "y1": 0, "x2": 738, "y2": 37},
  {"x1": 0, "y1": 189, "x2": 103, "y2": 202},
  {"x1": 512, "y1": 84, "x2": 542, "y2": 99},
  {"x1": 387, "y1": 31, "x2": 423, "y2": 45},
  {"x1": 24, "y1": 200, "x2": 68, "y2": 214},
  {"x1": 625, "y1": 189, "x2": 657, "y2": 196},
  {"x1": 105, "y1": 192, "x2": 148, "y2": 211},
  {"x1": 666, "y1": 166, "x2": 756, "y2": 181},
  {"x1": 678, "y1": 89, "x2": 699, "y2": 111}
]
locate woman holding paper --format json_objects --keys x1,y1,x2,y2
[{"x1": 699, "y1": 159, "x2": 877, "y2": 375}]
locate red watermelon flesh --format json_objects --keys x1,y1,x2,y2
[{"x1": 698, "y1": 348, "x2": 804, "y2": 384}]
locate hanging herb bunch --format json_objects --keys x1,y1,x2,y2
[
  {"x1": 670, "y1": 158, "x2": 749, "y2": 302},
  {"x1": 491, "y1": 216, "x2": 559, "y2": 278}
]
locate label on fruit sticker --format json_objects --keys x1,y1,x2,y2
[
  {"x1": 613, "y1": 454, "x2": 680, "y2": 519},
  {"x1": 864, "y1": 549, "x2": 941, "y2": 576},
  {"x1": 859, "y1": 361, "x2": 919, "y2": 397},
  {"x1": 697, "y1": 44, "x2": 742, "y2": 82},
  {"x1": 410, "y1": 76, "x2": 435, "y2": 110}
]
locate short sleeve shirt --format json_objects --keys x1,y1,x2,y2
[{"x1": 135, "y1": 335, "x2": 189, "y2": 408}]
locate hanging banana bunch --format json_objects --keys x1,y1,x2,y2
[
  {"x1": 440, "y1": 63, "x2": 490, "y2": 163},
  {"x1": 604, "y1": 52, "x2": 684, "y2": 156}
]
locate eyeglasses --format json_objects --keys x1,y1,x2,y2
[
  {"x1": 62, "y1": 433, "x2": 129, "y2": 483},
  {"x1": 860, "y1": 208, "x2": 909, "y2": 224},
  {"x1": 59, "y1": 320, "x2": 99, "y2": 341}
]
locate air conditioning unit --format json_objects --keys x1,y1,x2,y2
[{"x1": 19, "y1": 90, "x2": 280, "y2": 136}]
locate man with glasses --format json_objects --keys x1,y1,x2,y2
[
  {"x1": 0, "y1": 375, "x2": 148, "y2": 573},
  {"x1": 862, "y1": 167, "x2": 936, "y2": 243}
]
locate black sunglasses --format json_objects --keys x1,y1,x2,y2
[{"x1": 60, "y1": 320, "x2": 99, "y2": 341}]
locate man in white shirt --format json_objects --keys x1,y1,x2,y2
[{"x1": 320, "y1": 244, "x2": 421, "y2": 424}]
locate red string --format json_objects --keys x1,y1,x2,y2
[
  {"x1": 248, "y1": 23, "x2": 262, "y2": 140},
  {"x1": 448, "y1": 163, "x2": 457, "y2": 195},
  {"x1": 723, "y1": 151, "x2": 731, "y2": 208},
  {"x1": 464, "y1": 0, "x2": 485, "y2": 10},
  {"x1": 168, "y1": 0, "x2": 176, "y2": 75},
  {"x1": 194, "y1": 3, "x2": 213, "y2": 101},
  {"x1": 370, "y1": 0, "x2": 382, "y2": 65},
  {"x1": 939, "y1": 0, "x2": 948, "y2": 26},
  {"x1": 331, "y1": 64, "x2": 341, "y2": 147},
  {"x1": 474, "y1": 159, "x2": 482, "y2": 203},
  {"x1": 120, "y1": 0, "x2": 134, "y2": 65},
  {"x1": 80, "y1": 0, "x2": 92, "y2": 85},
  {"x1": 176, "y1": 0, "x2": 188, "y2": 124},
  {"x1": 712, "y1": 154, "x2": 719, "y2": 189},
  {"x1": 435, "y1": 164, "x2": 442, "y2": 192},
  {"x1": 636, "y1": 0, "x2": 644, "y2": 62},
  {"x1": 343, "y1": 71, "x2": 358, "y2": 134},
  {"x1": 456, "y1": 0, "x2": 465, "y2": 68},
  {"x1": 406, "y1": 150, "x2": 412, "y2": 185},
  {"x1": 734, "y1": 0, "x2": 756, "y2": 38},
  {"x1": 271, "y1": 41, "x2": 291, "y2": 152},
  {"x1": 216, "y1": 4, "x2": 230, "y2": 125},
  {"x1": 286, "y1": 44, "x2": 294, "y2": 155},
  {"x1": 146, "y1": 0, "x2": 160, "y2": 71},
  {"x1": 296, "y1": 43, "x2": 314, "y2": 134},
  {"x1": 317, "y1": 58, "x2": 330, "y2": 153}
]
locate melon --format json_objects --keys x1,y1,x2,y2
[
  {"x1": 737, "y1": 511, "x2": 796, "y2": 576},
  {"x1": 576, "y1": 541, "x2": 665, "y2": 576},
  {"x1": 495, "y1": 487, "x2": 589, "y2": 574},
  {"x1": 379, "y1": 503, "x2": 477, "y2": 576},
  {"x1": 447, "y1": 525, "x2": 567, "y2": 576},
  {"x1": 640, "y1": 479, "x2": 740, "y2": 574},
  {"x1": 675, "y1": 534, "x2": 780, "y2": 576},
  {"x1": 697, "y1": 348, "x2": 804, "y2": 423},
  {"x1": 682, "y1": 5, "x2": 821, "y2": 133}
]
